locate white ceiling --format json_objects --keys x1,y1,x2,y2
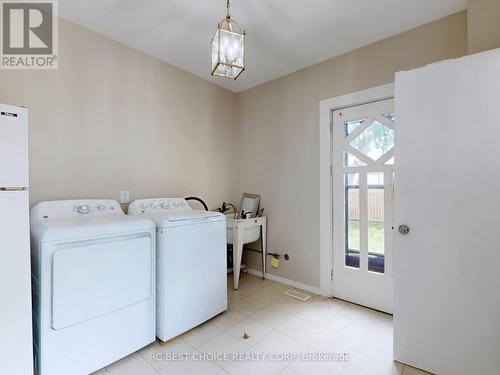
[{"x1": 60, "y1": 0, "x2": 467, "y2": 92}]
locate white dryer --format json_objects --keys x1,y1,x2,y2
[
  {"x1": 128, "y1": 198, "x2": 227, "y2": 342},
  {"x1": 30, "y1": 200, "x2": 156, "y2": 375}
]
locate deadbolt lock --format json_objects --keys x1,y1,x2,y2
[{"x1": 398, "y1": 225, "x2": 410, "y2": 235}]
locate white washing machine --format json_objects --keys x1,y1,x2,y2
[
  {"x1": 30, "y1": 200, "x2": 156, "y2": 375},
  {"x1": 128, "y1": 198, "x2": 227, "y2": 342}
]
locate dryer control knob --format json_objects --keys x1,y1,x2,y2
[
  {"x1": 78, "y1": 205, "x2": 90, "y2": 214},
  {"x1": 161, "y1": 202, "x2": 170, "y2": 209}
]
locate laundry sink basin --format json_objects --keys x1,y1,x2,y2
[
  {"x1": 225, "y1": 213, "x2": 267, "y2": 290},
  {"x1": 225, "y1": 213, "x2": 261, "y2": 245}
]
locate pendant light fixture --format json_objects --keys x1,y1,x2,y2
[{"x1": 211, "y1": 0, "x2": 245, "y2": 80}]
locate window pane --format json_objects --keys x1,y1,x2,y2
[
  {"x1": 350, "y1": 121, "x2": 394, "y2": 161},
  {"x1": 219, "y1": 29, "x2": 244, "y2": 67},
  {"x1": 367, "y1": 172, "x2": 385, "y2": 273},
  {"x1": 211, "y1": 30, "x2": 219, "y2": 70},
  {"x1": 345, "y1": 173, "x2": 359, "y2": 268},
  {"x1": 343, "y1": 118, "x2": 366, "y2": 137},
  {"x1": 383, "y1": 113, "x2": 396, "y2": 121},
  {"x1": 343, "y1": 151, "x2": 366, "y2": 167}
]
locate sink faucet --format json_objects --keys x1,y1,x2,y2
[
  {"x1": 217, "y1": 202, "x2": 237, "y2": 215},
  {"x1": 240, "y1": 210, "x2": 253, "y2": 219}
]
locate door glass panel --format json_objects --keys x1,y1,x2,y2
[
  {"x1": 384, "y1": 156, "x2": 395, "y2": 165},
  {"x1": 343, "y1": 151, "x2": 366, "y2": 167},
  {"x1": 343, "y1": 118, "x2": 366, "y2": 137},
  {"x1": 350, "y1": 121, "x2": 394, "y2": 161},
  {"x1": 367, "y1": 172, "x2": 385, "y2": 273},
  {"x1": 383, "y1": 113, "x2": 396, "y2": 121},
  {"x1": 345, "y1": 173, "x2": 360, "y2": 268}
]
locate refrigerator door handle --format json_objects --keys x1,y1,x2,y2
[{"x1": 0, "y1": 187, "x2": 28, "y2": 191}]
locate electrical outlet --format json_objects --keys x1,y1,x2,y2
[{"x1": 120, "y1": 191, "x2": 130, "y2": 204}]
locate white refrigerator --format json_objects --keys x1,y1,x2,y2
[{"x1": 0, "y1": 104, "x2": 34, "y2": 375}]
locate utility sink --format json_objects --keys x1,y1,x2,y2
[
  {"x1": 225, "y1": 213, "x2": 260, "y2": 245},
  {"x1": 225, "y1": 213, "x2": 267, "y2": 290}
]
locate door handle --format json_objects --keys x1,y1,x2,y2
[{"x1": 398, "y1": 225, "x2": 410, "y2": 235}]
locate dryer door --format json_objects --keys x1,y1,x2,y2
[{"x1": 51, "y1": 233, "x2": 153, "y2": 330}]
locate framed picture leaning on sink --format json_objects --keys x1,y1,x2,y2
[{"x1": 237, "y1": 193, "x2": 261, "y2": 219}]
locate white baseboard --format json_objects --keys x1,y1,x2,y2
[{"x1": 247, "y1": 268, "x2": 321, "y2": 295}]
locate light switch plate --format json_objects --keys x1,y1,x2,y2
[{"x1": 120, "y1": 191, "x2": 130, "y2": 204}]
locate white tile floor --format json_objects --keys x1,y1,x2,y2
[{"x1": 92, "y1": 273, "x2": 431, "y2": 375}]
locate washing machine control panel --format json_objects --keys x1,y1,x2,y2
[
  {"x1": 77, "y1": 205, "x2": 90, "y2": 214},
  {"x1": 71, "y1": 201, "x2": 120, "y2": 216},
  {"x1": 72, "y1": 201, "x2": 120, "y2": 216},
  {"x1": 31, "y1": 200, "x2": 124, "y2": 221},
  {"x1": 132, "y1": 198, "x2": 189, "y2": 214}
]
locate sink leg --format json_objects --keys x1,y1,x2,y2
[{"x1": 233, "y1": 227, "x2": 243, "y2": 290}]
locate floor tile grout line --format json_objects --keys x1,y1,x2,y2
[{"x1": 99, "y1": 274, "x2": 408, "y2": 375}]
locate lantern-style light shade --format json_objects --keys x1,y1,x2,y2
[{"x1": 211, "y1": 18, "x2": 245, "y2": 80}]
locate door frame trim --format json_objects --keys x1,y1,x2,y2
[{"x1": 319, "y1": 83, "x2": 394, "y2": 296}]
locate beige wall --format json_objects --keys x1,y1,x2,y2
[
  {"x1": 0, "y1": 11, "x2": 470, "y2": 289},
  {"x1": 0, "y1": 19, "x2": 239, "y2": 209},
  {"x1": 236, "y1": 11, "x2": 467, "y2": 288},
  {"x1": 468, "y1": 0, "x2": 500, "y2": 53}
]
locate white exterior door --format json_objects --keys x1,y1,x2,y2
[
  {"x1": 393, "y1": 51, "x2": 500, "y2": 374},
  {"x1": 332, "y1": 99, "x2": 395, "y2": 313}
]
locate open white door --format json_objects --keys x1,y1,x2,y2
[
  {"x1": 332, "y1": 99, "x2": 395, "y2": 313},
  {"x1": 394, "y1": 50, "x2": 500, "y2": 374}
]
